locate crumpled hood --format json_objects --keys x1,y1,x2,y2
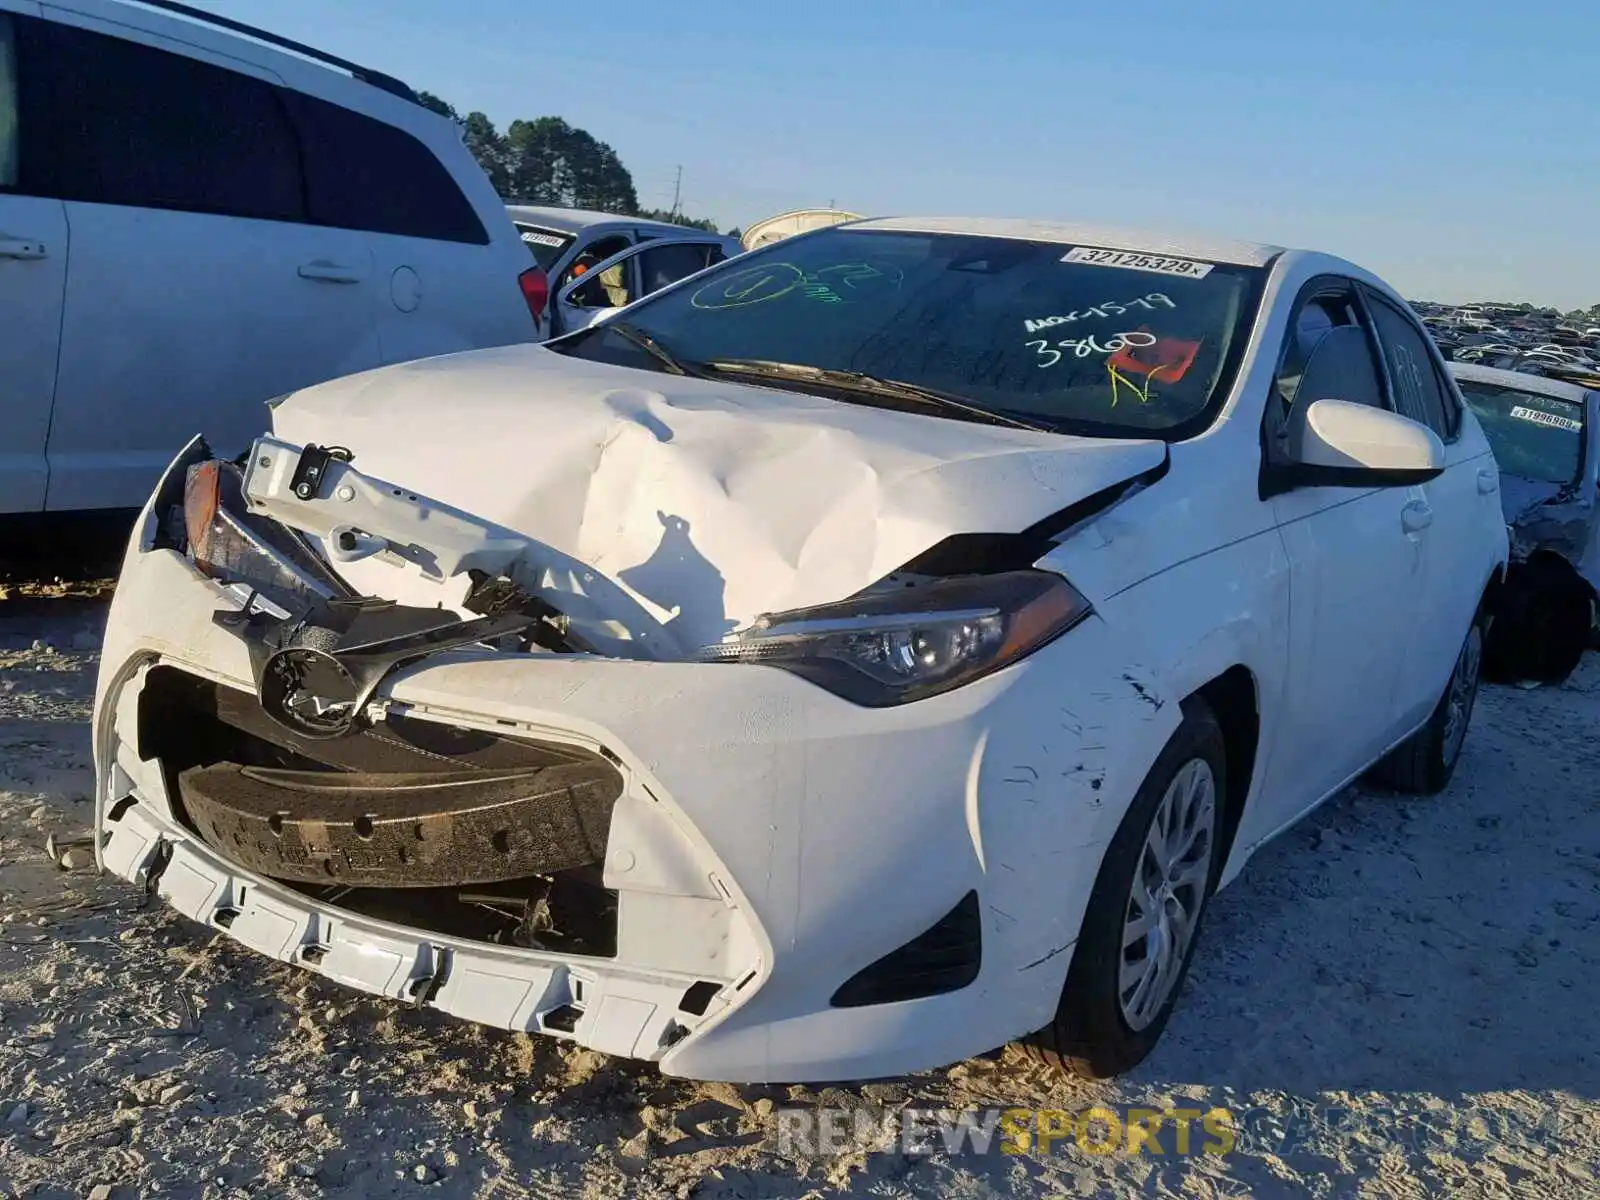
[{"x1": 271, "y1": 344, "x2": 1165, "y2": 646}]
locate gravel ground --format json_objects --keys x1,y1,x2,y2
[{"x1": 0, "y1": 586, "x2": 1596, "y2": 1199}]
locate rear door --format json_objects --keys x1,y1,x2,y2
[
  {"x1": 0, "y1": 4, "x2": 61, "y2": 511},
  {"x1": 281, "y1": 89, "x2": 536, "y2": 365},
  {"x1": 1363, "y1": 288, "x2": 1497, "y2": 730},
  {"x1": 554, "y1": 238, "x2": 732, "y2": 333},
  {"x1": 22, "y1": 9, "x2": 381, "y2": 510}
]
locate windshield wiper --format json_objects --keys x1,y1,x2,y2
[
  {"x1": 701, "y1": 359, "x2": 1054, "y2": 432},
  {"x1": 598, "y1": 322, "x2": 711, "y2": 379}
]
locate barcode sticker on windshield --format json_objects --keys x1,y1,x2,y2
[
  {"x1": 520, "y1": 230, "x2": 565, "y2": 248},
  {"x1": 1063, "y1": 247, "x2": 1215, "y2": 279},
  {"x1": 1509, "y1": 405, "x2": 1582, "y2": 432}
]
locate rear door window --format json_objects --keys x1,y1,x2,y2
[
  {"x1": 15, "y1": 15, "x2": 303, "y2": 220},
  {"x1": 1365, "y1": 292, "x2": 1459, "y2": 439},
  {"x1": 282, "y1": 90, "x2": 488, "y2": 244},
  {"x1": 0, "y1": 14, "x2": 17, "y2": 188}
]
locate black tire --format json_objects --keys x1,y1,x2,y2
[
  {"x1": 1371, "y1": 615, "x2": 1484, "y2": 795},
  {"x1": 1483, "y1": 556, "x2": 1592, "y2": 684},
  {"x1": 1021, "y1": 698, "x2": 1226, "y2": 1079}
]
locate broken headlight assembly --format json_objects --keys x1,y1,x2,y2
[
  {"x1": 698, "y1": 571, "x2": 1091, "y2": 705},
  {"x1": 177, "y1": 458, "x2": 549, "y2": 740},
  {"x1": 182, "y1": 459, "x2": 353, "y2": 609}
]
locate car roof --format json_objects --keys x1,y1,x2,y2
[
  {"x1": 1447, "y1": 360, "x2": 1596, "y2": 405},
  {"x1": 86, "y1": 0, "x2": 419, "y2": 106},
  {"x1": 504, "y1": 206, "x2": 695, "y2": 235},
  {"x1": 844, "y1": 216, "x2": 1285, "y2": 267}
]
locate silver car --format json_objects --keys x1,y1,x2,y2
[
  {"x1": 507, "y1": 206, "x2": 740, "y2": 338},
  {"x1": 1451, "y1": 360, "x2": 1600, "y2": 681}
]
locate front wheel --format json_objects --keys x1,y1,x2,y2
[
  {"x1": 1022, "y1": 700, "x2": 1226, "y2": 1078},
  {"x1": 1371, "y1": 617, "x2": 1483, "y2": 795}
]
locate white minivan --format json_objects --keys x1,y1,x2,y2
[{"x1": 0, "y1": 0, "x2": 544, "y2": 515}]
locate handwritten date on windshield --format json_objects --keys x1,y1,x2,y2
[{"x1": 1022, "y1": 294, "x2": 1174, "y2": 335}]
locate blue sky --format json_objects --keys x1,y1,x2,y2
[{"x1": 189, "y1": 0, "x2": 1599, "y2": 309}]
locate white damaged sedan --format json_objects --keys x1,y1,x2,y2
[{"x1": 93, "y1": 218, "x2": 1508, "y2": 1082}]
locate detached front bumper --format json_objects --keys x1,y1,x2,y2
[{"x1": 95, "y1": 513, "x2": 1175, "y2": 1084}]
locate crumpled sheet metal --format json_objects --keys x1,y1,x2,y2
[
  {"x1": 271, "y1": 345, "x2": 1165, "y2": 648},
  {"x1": 1500, "y1": 472, "x2": 1600, "y2": 588}
]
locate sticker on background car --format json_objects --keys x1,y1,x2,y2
[{"x1": 1509, "y1": 405, "x2": 1582, "y2": 432}]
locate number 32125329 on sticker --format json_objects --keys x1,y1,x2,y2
[{"x1": 1063, "y1": 246, "x2": 1215, "y2": 279}]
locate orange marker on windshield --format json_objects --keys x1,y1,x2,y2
[{"x1": 1107, "y1": 334, "x2": 1202, "y2": 384}]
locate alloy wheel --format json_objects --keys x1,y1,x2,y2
[
  {"x1": 1442, "y1": 625, "x2": 1483, "y2": 768},
  {"x1": 1118, "y1": 758, "x2": 1216, "y2": 1032}
]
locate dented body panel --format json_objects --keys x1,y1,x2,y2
[
  {"x1": 1449, "y1": 362, "x2": 1599, "y2": 681},
  {"x1": 1497, "y1": 449, "x2": 1600, "y2": 589},
  {"x1": 96, "y1": 539, "x2": 1169, "y2": 1080},
  {"x1": 1450, "y1": 361, "x2": 1600, "y2": 589},
  {"x1": 263, "y1": 348, "x2": 1167, "y2": 648}
]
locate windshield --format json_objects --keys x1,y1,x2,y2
[
  {"x1": 1459, "y1": 380, "x2": 1586, "y2": 485},
  {"x1": 514, "y1": 224, "x2": 575, "y2": 272},
  {"x1": 550, "y1": 228, "x2": 1266, "y2": 437}
]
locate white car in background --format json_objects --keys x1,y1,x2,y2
[
  {"x1": 507, "y1": 205, "x2": 740, "y2": 338},
  {"x1": 94, "y1": 218, "x2": 1507, "y2": 1083},
  {"x1": 738, "y1": 207, "x2": 863, "y2": 250},
  {"x1": 0, "y1": 0, "x2": 542, "y2": 516}
]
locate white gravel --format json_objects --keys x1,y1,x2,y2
[{"x1": 1, "y1": 588, "x2": 1596, "y2": 1199}]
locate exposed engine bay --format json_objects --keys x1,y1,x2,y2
[
  {"x1": 138, "y1": 663, "x2": 622, "y2": 955},
  {"x1": 143, "y1": 440, "x2": 655, "y2": 955}
]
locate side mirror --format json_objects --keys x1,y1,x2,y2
[{"x1": 1271, "y1": 399, "x2": 1445, "y2": 493}]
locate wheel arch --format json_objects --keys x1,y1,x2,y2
[
  {"x1": 1523, "y1": 548, "x2": 1594, "y2": 594},
  {"x1": 1187, "y1": 665, "x2": 1259, "y2": 890},
  {"x1": 1480, "y1": 559, "x2": 1508, "y2": 618}
]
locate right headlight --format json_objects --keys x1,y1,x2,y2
[
  {"x1": 697, "y1": 570, "x2": 1091, "y2": 705},
  {"x1": 183, "y1": 460, "x2": 351, "y2": 610}
]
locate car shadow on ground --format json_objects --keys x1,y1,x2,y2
[{"x1": 1151, "y1": 681, "x2": 1600, "y2": 1105}]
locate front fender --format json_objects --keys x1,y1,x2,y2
[{"x1": 1057, "y1": 521, "x2": 1292, "y2": 887}]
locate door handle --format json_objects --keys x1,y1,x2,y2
[
  {"x1": 0, "y1": 238, "x2": 47, "y2": 260},
  {"x1": 1477, "y1": 468, "x2": 1499, "y2": 495},
  {"x1": 297, "y1": 261, "x2": 365, "y2": 284},
  {"x1": 1401, "y1": 500, "x2": 1434, "y2": 534}
]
